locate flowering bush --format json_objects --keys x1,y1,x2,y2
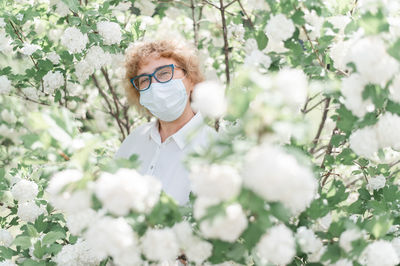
[{"x1": 1, "y1": 0, "x2": 400, "y2": 265}]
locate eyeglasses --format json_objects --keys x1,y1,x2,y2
[{"x1": 130, "y1": 64, "x2": 186, "y2": 91}]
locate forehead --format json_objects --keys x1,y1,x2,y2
[{"x1": 137, "y1": 54, "x2": 178, "y2": 75}]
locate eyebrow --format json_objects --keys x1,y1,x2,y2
[{"x1": 137, "y1": 64, "x2": 173, "y2": 76}]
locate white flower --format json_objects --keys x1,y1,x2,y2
[
  {"x1": 244, "y1": 38, "x2": 258, "y2": 54},
  {"x1": 189, "y1": 164, "x2": 242, "y2": 202},
  {"x1": 74, "y1": 59, "x2": 94, "y2": 83},
  {"x1": 17, "y1": 200, "x2": 45, "y2": 222},
  {"x1": 346, "y1": 37, "x2": 399, "y2": 86},
  {"x1": 0, "y1": 18, "x2": 5, "y2": 27},
  {"x1": 94, "y1": 168, "x2": 161, "y2": 215},
  {"x1": 303, "y1": 9, "x2": 324, "y2": 40},
  {"x1": 16, "y1": 14, "x2": 23, "y2": 21},
  {"x1": 11, "y1": 179, "x2": 38, "y2": 202},
  {"x1": 140, "y1": 227, "x2": 180, "y2": 262},
  {"x1": 0, "y1": 260, "x2": 16, "y2": 266},
  {"x1": 349, "y1": 126, "x2": 379, "y2": 159},
  {"x1": 20, "y1": 43, "x2": 41, "y2": 56},
  {"x1": 47, "y1": 169, "x2": 91, "y2": 214},
  {"x1": 85, "y1": 46, "x2": 112, "y2": 70},
  {"x1": 191, "y1": 80, "x2": 227, "y2": 118},
  {"x1": 242, "y1": 144, "x2": 317, "y2": 214},
  {"x1": 273, "y1": 68, "x2": 308, "y2": 110},
  {"x1": 22, "y1": 87, "x2": 39, "y2": 100},
  {"x1": 327, "y1": 15, "x2": 351, "y2": 37},
  {"x1": 389, "y1": 75, "x2": 400, "y2": 103},
  {"x1": 0, "y1": 75, "x2": 12, "y2": 94},
  {"x1": 66, "y1": 209, "x2": 99, "y2": 235},
  {"x1": 50, "y1": 0, "x2": 70, "y2": 17},
  {"x1": 0, "y1": 30, "x2": 13, "y2": 54},
  {"x1": 330, "y1": 40, "x2": 352, "y2": 71},
  {"x1": 339, "y1": 228, "x2": 362, "y2": 252},
  {"x1": 256, "y1": 224, "x2": 296, "y2": 265},
  {"x1": 312, "y1": 212, "x2": 332, "y2": 232},
  {"x1": 199, "y1": 203, "x2": 248, "y2": 243},
  {"x1": 43, "y1": 70, "x2": 64, "y2": 94},
  {"x1": 331, "y1": 259, "x2": 354, "y2": 266},
  {"x1": 84, "y1": 216, "x2": 140, "y2": 262},
  {"x1": 392, "y1": 238, "x2": 400, "y2": 259},
  {"x1": 227, "y1": 23, "x2": 245, "y2": 42},
  {"x1": 1, "y1": 109, "x2": 17, "y2": 124},
  {"x1": 367, "y1": 175, "x2": 386, "y2": 191},
  {"x1": 47, "y1": 51, "x2": 61, "y2": 64},
  {"x1": 193, "y1": 196, "x2": 220, "y2": 220},
  {"x1": 359, "y1": 240, "x2": 399, "y2": 266},
  {"x1": 97, "y1": 21, "x2": 122, "y2": 45},
  {"x1": 53, "y1": 239, "x2": 102, "y2": 266},
  {"x1": 172, "y1": 221, "x2": 213, "y2": 264},
  {"x1": 341, "y1": 73, "x2": 374, "y2": 118},
  {"x1": 134, "y1": 0, "x2": 156, "y2": 16},
  {"x1": 0, "y1": 229, "x2": 13, "y2": 247},
  {"x1": 60, "y1": 27, "x2": 88, "y2": 54},
  {"x1": 265, "y1": 14, "x2": 295, "y2": 42},
  {"x1": 375, "y1": 112, "x2": 400, "y2": 150},
  {"x1": 244, "y1": 50, "x2": 272, "y2": 69},
  {"x1": 296, "y1": 226, "x2": 323, "y2": 254}
]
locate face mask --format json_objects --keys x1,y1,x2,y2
[{"x1": 139, "y1": 79, "x2": 188, "y2": 122}]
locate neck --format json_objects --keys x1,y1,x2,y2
[{"x1": 158, "y1": 106, "x2": 195, "y2": 143}]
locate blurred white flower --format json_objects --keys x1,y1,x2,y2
[
  {"x1": 199, "y1": 203, "x2": 248, "y2": 243},
  {"x1": 341, "y1": 74, "x2": 374, "y2": 118},
  {"x1": 330, "y1": 40, "x2": 352, "y2": 71},
  {"x1": 134, "y1": 0, "x2": 156, "y2": 16},
  {"x1": 327, "y1": 15, "x2": 351, "y2": 37},
  {"x1": 97, "y1": 21, "x2": 122, "y2": 45},
  {"x1": 296, "y1": 226, "x2": 323, "y2": 254},
  {"x1": 172, "y1": 221, "x2": 212, "y2": 265},
  {"x1": 392, "y1": 238, "x2": 400, "y2": 259},
  {"x1": 60, "y1": 27, "x2": 88, "y2": 54},
  {"x1": 140, "y1": 227, "x2": 180, "y2": 262},
  {"x1": 256, "y1": 224, "x2": 296, "y2": 265},
  {"x1": 20, "y1": 43, "x2": 41, "y2": 56},
  {"x1": 0, "y1": 75, "x2": 12, "y2": 94},
  {"x1": 66, "y1": 209, "x2": 99, "y2": 235},
  {"x1": 94, "y1": 168, "x2": 161, "y2": 215},
  {"x1": 242, "y1": 144, "x2": 317, "y2": 214},
  {"x1": 303, "y1": 9, "x2": 324, "y2": 40},
  {"x1": 346, "y1": 37, "x2": 399, "y2": 86},
  {"x1": 11, "y1": 179, "x2": 38, "y2": 202},
  {"x1": 189, "y1": 164, "x2": 242, "y2": 202},
  {"x1": 192, "y1": 80, "x2": 227, "y2": 119},
  {"x1": 359, "y1": 240, "x2": 399, "y2": 266},
  {"x1": 366, "y1": 175, "x2": 386, "y2": 191},
  {"x1": 265, "y1": 14, "x2": 295, "y2": 42},
  {"x1": 0, "y1": 229, "x2": 13, "y2": 247},
  {"x1": 50, "y1": 0, "x2": 70, "y2": 17},
  {"x1": 47, "y1": 51, "x2": 61, "y2": 64},
  {"x1": 22, "y1": 87, "x2": 39, "y2": 100},
  {"x1": 53, "y1": 239, "x2": 102, "y2": 266},
  {"x1": 244, "y1": 50, "x2": 272, "y2": 69},
  {"x1": 349, "y1": 126, "x2": 379, "y2": 159},
  {"x1": 43, "y1": 70, "x2": 64, "y2": 94},
  {"x1": 17, "y1": 200, "x2": 45, "y2": 222},
  {"x1": 339, "y1": 228, "x2": 362, "y2": 252},
  {"x1": 228, "y1": 23, "x2": 245, "y2": 42},
  {"x1": 47, "y1": 169, "x2": 91, "y2": 214},
  {"x1": 375, "y1": 112, "x2": 400, "y2": 150},
  {"x1": 1, "y1": 109, "x2": 17, "y2": 124},
  {"x1": 84, "y1": 216, "x2": 140, "y2": 263}
]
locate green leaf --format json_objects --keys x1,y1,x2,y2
[
  {"x1": 13, "y1": 235, "x2": 32, "y2": 249},
  {"x1": 387, "y1": 38, "x2": 400, "y2": 61},
  {"x1": 33, "y1": 241, "x2": 45, "y2": 259},
  {"x1": 61, "y1": 0, "x2": 79, "y2": 13},
  {"x1": 21, "y1": 259, "x2": 46, "y2": 266},
  {"x1": 365, "y1": 214, "x2": 392, "y2": 238},
  {"x1": 256, "y1": 31, "x2": 268, "y2": 50},
  {"x1": 0, "y1": 246, "x2": 14, "y2": 259},
  {"x1": 291, "y1": 10, "x2": 305, "y2": 25},
  {"x1": 42, "y1": 231, "x2": 65, "y2": 246},
  {"x1": 54, "y1": 89, "x2": 62, "y2": 102}
]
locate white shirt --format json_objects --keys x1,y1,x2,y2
[{"x1": 114, "y1": 112, "x2": 218, "y2": 205}]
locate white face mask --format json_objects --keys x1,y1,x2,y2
[{"x1": 139, "y1": 78, "x2": 188, "y2": 122}]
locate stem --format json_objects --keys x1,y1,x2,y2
[
  {"x1": 302, "y1": 97, "x2": 326, "y2": 114},
  {"x1": 219, "y1": 0, "x2": 231, "y2": 85},
  {"x1": 301, "y1": 25, "x2": 325, "y2": 68},
  {"x1": 190, "y1": 0, "x2": 199, "y2": 47},
  {"x1": 237, "y1": 0, "x2": 254, "y2": 29},
  {"x1": 310, "y1": 98, "x2": 331, "y2": 153}
]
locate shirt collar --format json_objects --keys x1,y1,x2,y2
[{"x1": 149, "y1": 112, "x2": 205, "y2": 150}]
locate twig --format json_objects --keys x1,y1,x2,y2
[
  {"x1": 58, "y1": 150, "x2": 70, "y2": 161},
  {"x1": 301, "y1": 25, "x2": 325, "y2": 68},
  {"x1": 302, "y1": 97, "x2": 326, "y2": 114},
  {"x1": 320, "y1": 126, "x2": 338, "y2": 186},
  {"x1": 0, "y1": 202, "x2": 13, "y2": 210},
  {"x1": 237, "y1": 0, "x2": 254, "y2": 29},
  {"x1": 309, "y1": 98, "x2": 331, "y2": 153},
  {"x1": 191, "y1": 0, "x2": 199, "y2": 47},
  {"x1": 219, "y1": 0, "x2": 231, "y2": 85},
  {"x1": 224, "y1": 0, "x2": 237, "y2": 9}
]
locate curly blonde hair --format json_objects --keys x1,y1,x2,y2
[{"x1": 123, "y1": 39, "x2": 205, "y2": 116}]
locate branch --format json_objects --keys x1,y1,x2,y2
[
  {"x1": 237, "y1": 0, "x2": 254, "y2": 29},
  {"x1": 301, "y1": 92, "x2": 321, "y2": 113},
  {"x1": 0, "y1": 202, "x2": 13, "y2": 210},
  {"x1": 309, "y1": 98, "x2": 331, "y2": 154},
  {"x1": 224, "y1": 0, "x2": 237, "y2": 9},
  {"x1": 301, "y1": 25, "x2": 325, "y2": 68},
  {"x1": 191, "y1": 0, "x2": 199, "y2": 47},
  {"x1": 302, "y1": 97, "x2": 326, "y2": 114},
  {"x1": 219, "y1": 0, "x2": 231, "y2": 85},
  {"x1": 320, "y1": 126, "x2": 338, "y2": 186},
  {"x1": 92, "y1": 74, "x2": 126, "y2": 140}
]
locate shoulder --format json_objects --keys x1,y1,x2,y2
[{"x1": 114, "y1": 120, "x2": 155, "y2": 159}]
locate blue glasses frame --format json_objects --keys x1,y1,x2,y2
[{"x1": 130, "y1": 64, "x2": 184, "y2": 92}]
